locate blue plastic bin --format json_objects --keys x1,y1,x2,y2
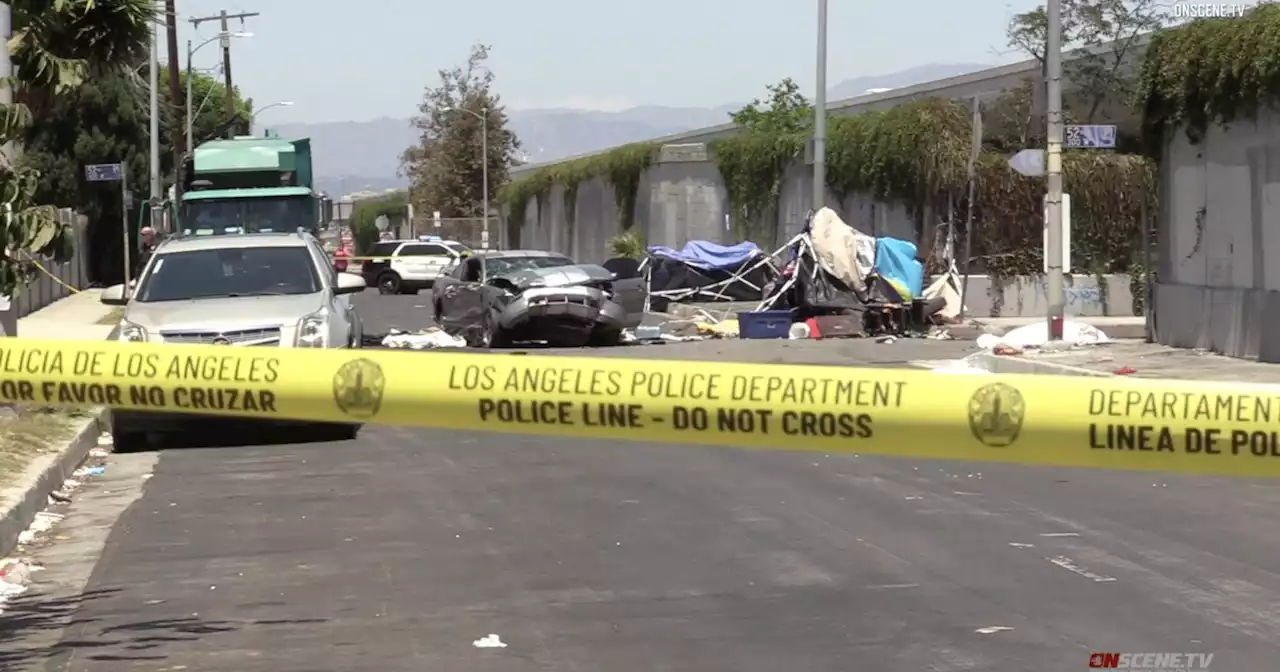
[{"x1": 739, "y1": 310, "x2": 793, "y2": 339}]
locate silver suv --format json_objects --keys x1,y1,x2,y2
[{"x1": 101, "y1": 230, "x2": 367, "y2": 450}]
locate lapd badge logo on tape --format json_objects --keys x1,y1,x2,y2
[
  {"x1": 333, "y1": 358, "x2": 385, "y2": 418},
  {"x1": 968, "y1": 383, "x2": 1025, "y2": 447}
]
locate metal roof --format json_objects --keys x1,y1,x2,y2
[
  {"x1": 184, "y1": 186, "x2": 314, "y2": 200},
  {"x1": 159, "y1": 232, "x2": 310, "y2": 252}
]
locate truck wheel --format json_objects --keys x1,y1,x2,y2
[{"x1": 376, "y1": 272, "x2": 401, "y2": 295}]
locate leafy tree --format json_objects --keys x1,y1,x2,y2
[
  {"x1": 20, "y1": 68, "x2": 250, "y2": 284},
  {"x1": 10, "y1": 0, "x2": 155, "y2": 110},
  {"x1": 400, "y1": 44, "x2": 521, "y2": 220},
  {"x1": 1006, "y1": 0, "x2": 1171, "y2": 123},
  {"x1": 0, "y1": 0, "x2": 156, "y2": 296},
  {"x1": 175, "y1": 69, "x2": 254, "y2": 146},
  {"x1": 350, "y1": 194, "x2": 406, "y2": 255},
  {"x1": 729, "y1": 77, "x2": 812, "y2": 135}
]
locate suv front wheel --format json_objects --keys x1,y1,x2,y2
[{"x1": 376, "y1": 271, "x2": 401, "y2": 295}]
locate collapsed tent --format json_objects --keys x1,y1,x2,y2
[
  {"x1": 759, "y1": 208, "x2": 940, "y2": 334},
  {"x1": 644, "y1": 240, "x2": 778, "y2": 312}
]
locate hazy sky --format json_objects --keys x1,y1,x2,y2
[{"x1": 175, "y1": 0, "x2": 1048, "y2": 125}]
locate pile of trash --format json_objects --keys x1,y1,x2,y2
[{"x1": 380, "y1": 327, "x2": 467, "y2": 349}]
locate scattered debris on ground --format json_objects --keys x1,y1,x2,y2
[{"x1": 0, "y1": 430, "x2": 113, "y2": 615}]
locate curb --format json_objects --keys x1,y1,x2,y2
[
  {"x1": 0, "y1": 408, "x2": 107, "y2": 557},
  {"x1": 964, "y1": 352, "x2": 1115, "y2": 378}
]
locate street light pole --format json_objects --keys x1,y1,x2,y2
[
  {"x1": 187, "y1": 32, "x2": 250, "y2": 150},
  {"x1": 443, "y1": 106, "x2": 491, "y2": 248},
  {"x1": 1045, "y1": 0, "x2": 1065, "y2": 340},
  {"x1": 148, "y1": 3, "x2": 161, "y2": 209},
  {"x1": 481, "y1": 108, "x2": 489, "y2": 249},
  {"x1": 250, "y1": 101, "x2": 294, "y2": 135},
  {"x1": 812, "y1": 0, "x2": 828, "y2": 211}
]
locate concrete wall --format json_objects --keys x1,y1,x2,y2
[
  {"x1": 962, "y1": 274, "x2": 1133, "y2": 318},
  {"x1": 1153, "y1": 107, "x2": 1280, "y2": 361},
  {"x1": 506, "y1": 148, "x2": 1137, "y2": 318},
  {"x1": 508, "y1": 143, "x2": 918, "y2": 263}
]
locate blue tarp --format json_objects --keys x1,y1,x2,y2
[
  {"x1": 647, "y1": 240, "x2": 762, "y2": 270},
  {"x1": 873, "y1": 238, "x2": 923, "y2": 300}
]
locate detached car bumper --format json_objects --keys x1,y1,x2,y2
[{"x1": 497, "y1": 286, "x2": 627, "y2": 330}]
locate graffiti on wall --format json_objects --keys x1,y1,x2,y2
[{"x1": 1037, "y1": 278, "x2": 1104, "y2": 311}]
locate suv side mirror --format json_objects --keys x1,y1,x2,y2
[
  {"x1": 101, "y1": 284, "x2": 128, "y2": 306},
  {"x1": 334, "y1": 273, "x2": 366, "y2": 294}
]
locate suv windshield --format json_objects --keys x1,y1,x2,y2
[
  {"x1": 136, "y1": 246, "x2": 321, "y2": 302},
  {"x1": 484, "y1": 256, "x2": 574, "y2": 275},
  {"x1": 183, "y1": 196, "x2": 313, "y2": 233}
]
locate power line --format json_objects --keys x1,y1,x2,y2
[{"x1": 189, "y1": 9, "x2": 259, "y2": 138}]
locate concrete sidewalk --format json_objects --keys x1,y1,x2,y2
[
  {"x1": 969, "y1": 340, "x2": 1280, "y2": 384},
  {"x1": 14, "y1": 288, "x2": 116, "y2": 341}
]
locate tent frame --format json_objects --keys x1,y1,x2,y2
[{"x1": 640, "y1": 233, "x2": 803, "y2": 313}]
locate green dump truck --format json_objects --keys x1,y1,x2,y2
[{"x1": 179, "y1": 135, "x2": 328, "y2": 235}]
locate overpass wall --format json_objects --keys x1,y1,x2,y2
[
  {"x1": 502, "y1": 144, "x2": 1134, "y2": 318},
  {"x1": 1154, "y1": 107, "x2": 1280, "y2": 360}
]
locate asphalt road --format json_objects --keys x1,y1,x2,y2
[{"x1": 2, "y1": 291, "x2": 1278, "y2": 671}]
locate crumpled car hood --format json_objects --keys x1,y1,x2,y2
[{"x1": 496, "y1": 264, "x2": 613, "y2": 289}]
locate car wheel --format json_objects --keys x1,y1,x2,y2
[
  {"x1": 377, "y1": 272, "x2": 401, "y2": 295},
  {"x1": 479, "y1": 312, "x2": 508, "y2": 349}
]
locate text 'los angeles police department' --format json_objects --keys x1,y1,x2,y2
[{"x1": 450, "y1": 364, "x2": 905, "y2": 438}]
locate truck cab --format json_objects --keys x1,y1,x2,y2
[{"x1": 179, "y1": 136, "x2": 322, "y2": 236}]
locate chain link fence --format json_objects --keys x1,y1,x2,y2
[{"x1": 405, "y1": 216, "x2": 499, "y2": 249}]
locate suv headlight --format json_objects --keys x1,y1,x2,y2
[
  {"x1": 119, "y1": 321, "x2": 148, "y2": 343},
  {"x1": 295, "y1": 312, "x2": 327, "y2": 347}
]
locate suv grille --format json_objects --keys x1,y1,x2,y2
[{"x1": 160, "y1": 326, "x2": 282, "y2": 346}]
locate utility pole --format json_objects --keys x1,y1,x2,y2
[
  {"x1": 190, "y1": 9, "x2": 258, "y2": 138},
  {"x1": 1045, "y1": 0, "x2": 1065, "y2": 340},
  {"x1": 164, "y1": 0, "x2": 183, "y2": 204},
  {"x1": 812, "y1": 0, "x2": 828, "y2": 211},
  {"x1": 148, "y1": 1, "x2": 161, "y2": 211}
]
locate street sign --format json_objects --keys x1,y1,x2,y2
[
  {"x1": 1065, "y1": 124, "x2": 1117, "y2": 149},
  {"x1": 84, "y1": 163, "x2": 123, "y2": 182},
  {"x1": 433, "y1": 211, "x2": 441, "y2": 228},
  {"x1": 374, "y1": 215, "x2": 389, "y2": 231},
  {"x1": 1008, "y1": 149, "x2": 1045, "y2": 177}
]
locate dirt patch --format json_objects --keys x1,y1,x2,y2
[
  {"x1": 95, "y1": 308, "x2": 124, "y2": 325},
  {"x1": 0, "y1": 407, "x2": 93, "y2": 489}
]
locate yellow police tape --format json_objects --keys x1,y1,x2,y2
[{"x1": 2, "y1": 337, "x2": 1279, "y2": 478}]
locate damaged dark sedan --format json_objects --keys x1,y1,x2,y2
[{"x1": 432, "y1": 250, "x2": 646, "y2": 347}]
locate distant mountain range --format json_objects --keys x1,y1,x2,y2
[{"x1": 269, "y1": 62, "x2": 989, "y2": 198}]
